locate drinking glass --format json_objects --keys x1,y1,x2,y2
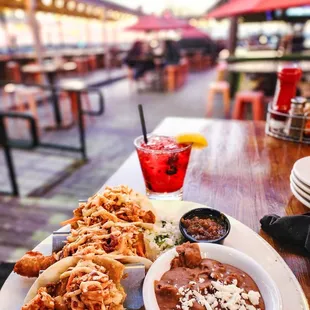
[{"x1": 134, "y1": 135, "x2": 192, "y2": 200}]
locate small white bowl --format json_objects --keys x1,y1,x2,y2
[{"x1": 143, "y1": 243, "x2": 282, "y2": 310}]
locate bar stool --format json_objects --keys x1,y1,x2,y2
[
  {"x1": 73, "y1": 57, "x2": 88, "y2": 76},
  {"x1": 58, "y1": 79, "x2": 93, "y2": 126},
  {"x1": 87, "y1": 55, "x2": 97, "y2": 71},
  {"x1": 232, "y1": 91, "x2": 265, "y2": 121},
  {"x1": 206, "y1": 81, "x2": 230, "y2": 117},
  {"x1": 6, "y1": 61, "x2": 22, "y2": 82},
  {"x1": 165, "y1": 65, "x2": 178, "y2": 92}
]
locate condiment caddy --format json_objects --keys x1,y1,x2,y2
[
  {"x1": 266, "y1": 64, "x2": 310, "y2": 143},
  {"x1": 266, "y1": 97, "x2": 310, "y2": 144}
]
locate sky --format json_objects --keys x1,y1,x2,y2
[{"x1": 110, "y1": 0, "x2": 219, "y2": 16}]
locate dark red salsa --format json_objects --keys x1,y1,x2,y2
[{"x1": 181, "y1": 216, "x2": 226, "y2": 240}]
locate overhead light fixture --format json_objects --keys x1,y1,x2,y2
[
  {"x1": 41, "y1": 0, "x2": 52, "y2": 6},
  {"x1": 15, "y1": 9, "x2": 25, "y2": 19},
  {"x1": 55, "y1": 0, "x2": 64, "y2": 8},
  {"x1": 94, "y1": 8, "x2": 102, "y2": 16},
  {"x1": 86, "y1": 5, "x2": 93, "y2": 14},
  {"x1": 67, "y1": 1, "x2": 76, "y2": 11},
  {"x1": 77, "y1": 3, "x2": 85, "y2": 12}
]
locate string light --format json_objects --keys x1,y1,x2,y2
[
  {"x1": 67, "y1": 1, "x2": 76, "y2": 11},
  {"x1": 86, "y1": 5, "x2": 93, "y2": 15},
  {"x1": 41, "y1": 0, "x2": 52, "y2": 6},
  {"x1": 77, "y1": 3, "x2": 85, "y2": 12},
  {"x1": 15, "y1": 9, "x2": 25, "y2": 19},
  {"x1": 55, "y1": 0, "x2": 64, "y2": 9}
]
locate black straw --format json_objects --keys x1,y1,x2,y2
[{"x1": 138, "y1": 104, "x2": 148, "y2": 144}]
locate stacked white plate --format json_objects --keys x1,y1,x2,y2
[{"x1": 290, "y1": 156, "x2": 310, "y2": 208}]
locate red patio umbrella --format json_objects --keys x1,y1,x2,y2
[
  {"x1": 208, "y1": 0, "x2": 310, "y2": 18},
  {"x1": 126, "y1": 15, "x2": 183, "y2": 32},
  {"x1": 163, "y1": 16, "x2": 188, "y2": 29},
  {"x1": 180, "y1": 25, "x2": 210, "y2": 39}
]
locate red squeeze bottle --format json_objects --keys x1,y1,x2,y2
[{"x1": 272, "y1": 65, "x2": 302, "y2": 120}]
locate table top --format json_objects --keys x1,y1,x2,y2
[
  {"x1": 103, "y1": 117, "x2": 310, "y2": 303},
  {"x1": 21, "y1": 61, "x2": 77, "y2": 74}
]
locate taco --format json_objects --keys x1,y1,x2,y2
[
  {"x1": 14, "y1": 220, "x2": 154, "y2": 278},
  {"x1": 61, "y1": 185, "x2": 157, "y2": 228},
  {"x1": 59, "y1": 221, "x2": 153, "y2": 260},
  {"x1": 22, "y1": 256, "x2": 126, "y2": 310}
]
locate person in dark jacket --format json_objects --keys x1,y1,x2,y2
[
  {"x1": 163, "y1": 40, "x2": 180, "y2": 65},
  {"x1": 124, "y1": 40, "x2": 143, "y2": 68}
]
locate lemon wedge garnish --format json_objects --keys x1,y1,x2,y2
[{"x1": 176, "y1": 133, "x2": 208, "y2": 149}]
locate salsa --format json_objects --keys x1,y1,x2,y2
[
  {"x1": 181, "y1": 216, "x2": 226, "y2": 240},
  {"x1": 155, "y1": 243, "x2": 265, "y2": 310}
]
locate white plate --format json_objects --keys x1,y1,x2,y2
[
  {"x1": 293, "y1": 156, "x2": 310, "y2": 187},
  {"x1": 291, "y1": 171, "x2": 310, "y2": 195},
  {"x1": 291, "y1": 176, "x2": 310, "y2": 201},
  {"x1": 0, "y1": 201, "x2": 308, "y2": 310},
  {"x1": 290, "y1": 182, "x2": 310, "y2": 209},
  {"x1": 143, "y1": 243, "x2": 282, "y2": 310}
]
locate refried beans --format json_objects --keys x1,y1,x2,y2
[{"x1": 155, "y1": 243, "x2": 265, "y2": 310}]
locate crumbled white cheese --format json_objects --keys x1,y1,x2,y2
[
  {"x1": 198, "y1": 278, "x2": 205, "y2": 283},
  {"x1": 176, "y1": 280, "x2": 261, "y2": 310},
  {"x1": 248, "y1": 290, "x2": 260, "y2": 306}
]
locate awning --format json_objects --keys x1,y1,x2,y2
[
  {"x1": 180, "y1": 25, "x2": 210, "y2": 39},
  {"x1": 126, "y1": 14, "x2": 185, "y2": 32},
  {"x1": 0, "y1": 0, "x2": 142, "y2": 20},
  {"x1": 208, "y1": 0, "x2": 310, "y2": 18}
]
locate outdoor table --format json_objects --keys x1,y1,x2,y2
[
  {"x1": 102, "y1": 117, "x2": 310, "y2": 302},
  {"x1": 228, "y1": 60, "x2": 310, "y2": 73},
  {"x1": 21, "y1": 61, "x2": 77, "y2": 129},
  {"x1": 227, "y1": 60, "x2": 310, "y2": 97}
]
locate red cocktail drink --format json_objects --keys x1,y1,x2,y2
[{"x1": 134, "y1": 135, "x2": 192, "y2": 200}]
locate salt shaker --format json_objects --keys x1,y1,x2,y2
[{"x1": 284, "y1": 97, "x2": 306, "y2": 139}]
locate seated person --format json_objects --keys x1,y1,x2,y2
[
  {"x1": 124, "y1": 40, "x2": 143, "y2": 68},
  {"x1": 163, "y1": 40, "x2": 181, "y2": 65},
  {"x1": 132, "y1": 42, "x2": 156, "y2": 80}
]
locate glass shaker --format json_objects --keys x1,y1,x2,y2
[
  {"x1": 284, "y1": 97, "x2": 306, "y2": 139},
  {"x1": 304, "y1": 102, "x2": 310, "y2": 137}
]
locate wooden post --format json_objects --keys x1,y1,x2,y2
[
  {"x1": 228, "y1": 16, "x2": 238, "y2": 56},
  {"x1": 102, "y1": 16, "x2": 111, "y2": 77},
  {"x1": 25, "y1": 0, "x2": 44, "y2": 66},
  {"x1": 0, "y1": 12, "x2": 11, "y2": 54}
]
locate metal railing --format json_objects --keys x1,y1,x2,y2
[{"x1": 0, "y1": 81, "x2": 105, "y2": 196}]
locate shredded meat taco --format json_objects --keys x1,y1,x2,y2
[
  {"x1": 14, "y1": 186, "x2": 156, "y2": 278},
  {"x1": 22, "y1": 256, "x2": 126, "y2": 310},
  {"x1": 14, "y1": 221, "x2": 153, "y2": 277},
  {"x1": 62, "y1": 186, "x2": 156, "y2": 228},
  {"x1": 57, "y1": 221, "x2": 152, "y2": 260}
]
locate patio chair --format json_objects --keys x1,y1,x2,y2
[
  {"x1": 2, "y1": 83, "x2": 52, "y2": 136},
  {"x1": 232, "y1": 90, "x2": 265, "y2": 121},
  {"x1": 206, "y1": 62, "x2": 230, "y2": 117}
]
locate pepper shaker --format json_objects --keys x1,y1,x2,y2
[
  {"x1": 284, "y1": 97, "x2": 306, "y2": 139},
  {"x1": 304, "y1": 103, "x2": 310, "y2": 137}
]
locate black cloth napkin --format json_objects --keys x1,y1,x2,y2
[{"x1": 260, "y1": 212, "x2": 310, "y2": 254}]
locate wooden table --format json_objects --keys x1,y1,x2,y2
[
  {"x1": 22, "y1": 62, "x2": 77, "y2": 129},
  {"x1": 103, "y1": 117, "x2": 310, "y2": 303}
]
